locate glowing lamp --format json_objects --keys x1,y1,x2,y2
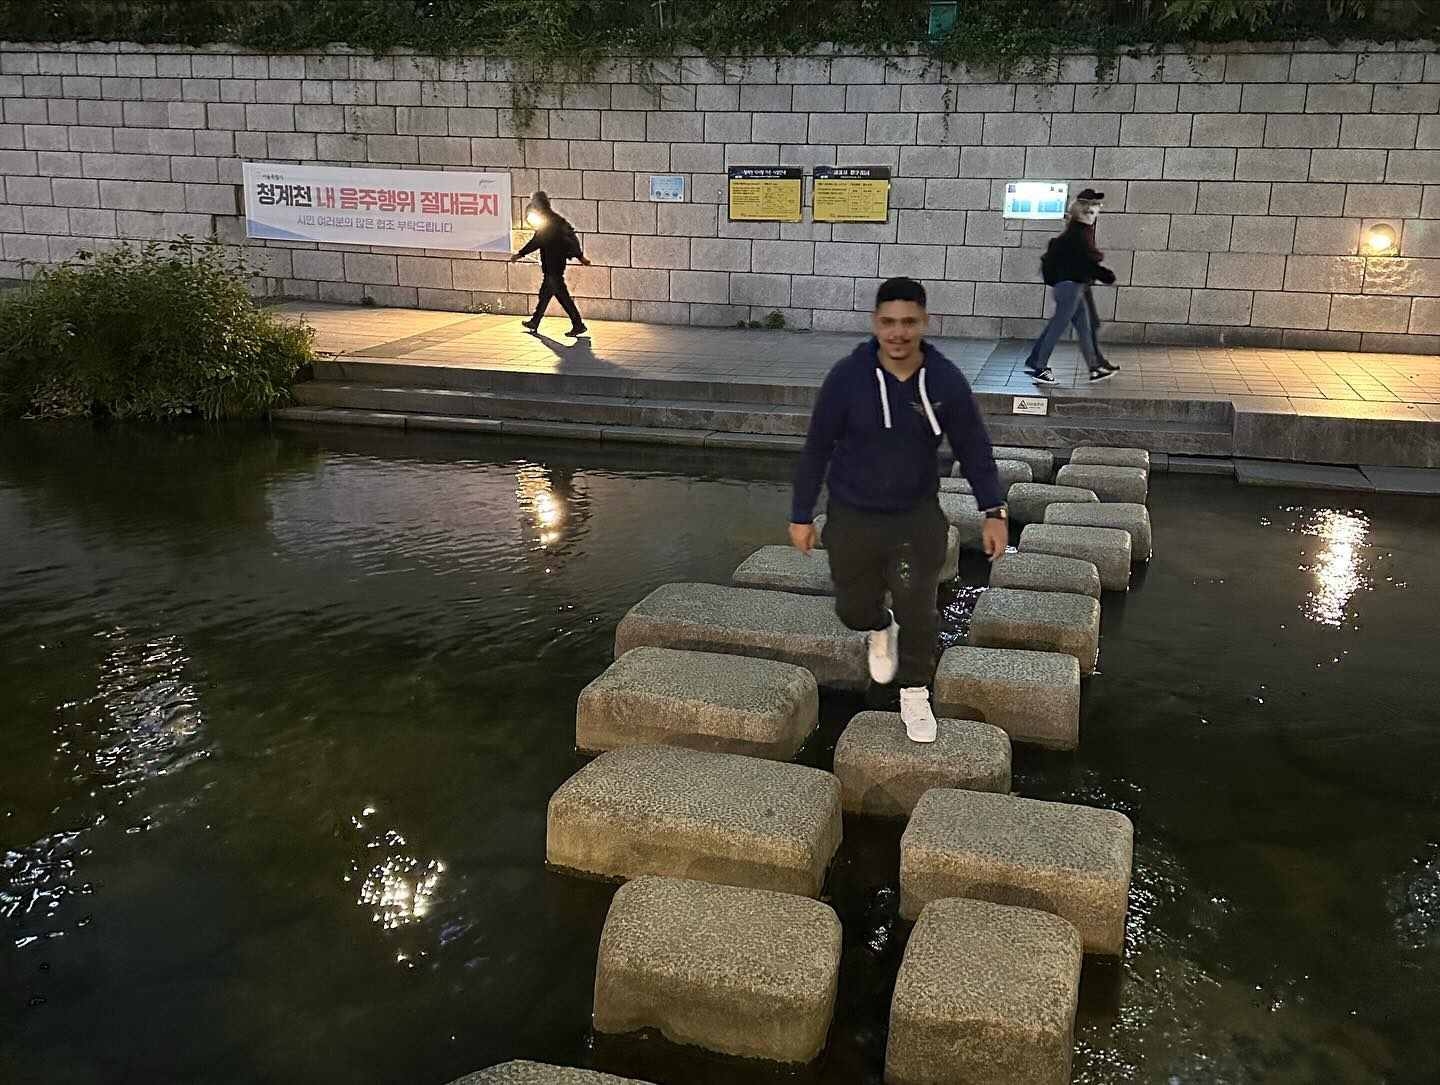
[{"x1": 1365, "y1": 222, "x2": 1397, "y2": 254}]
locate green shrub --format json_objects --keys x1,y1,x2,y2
[{"x1": 0, "y1": 237, "x2": 314, "y2": 421}]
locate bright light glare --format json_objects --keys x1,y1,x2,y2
[{"x1": 525, "y1": 210, "x2": 543, "y2": 227}]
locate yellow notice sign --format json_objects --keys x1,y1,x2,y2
[
  {"x1": 813, "y1": 165, "x2": 891, "y2": 223},
  {"x1": 727, "y1": 166, "x2": 803, "y2": 222}
]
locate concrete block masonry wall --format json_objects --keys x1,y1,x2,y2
[{"x1": 2, "y1": 40, "x2": 1439, "y2": 352}]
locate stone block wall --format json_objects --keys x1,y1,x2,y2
[{"x1": 1, "y1": 40, "x2": 1438, "y2": 351}]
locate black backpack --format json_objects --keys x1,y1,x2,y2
[{"x1": 558, "y1": 221, "x2": 583, "y2": 260}]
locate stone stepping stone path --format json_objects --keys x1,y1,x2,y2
[
  {"x1": 614, "y1": 582, "x2": 867, "y2": 689},
  {"x1": 951, "y1": 457, "x2": 1033, "y2": 488},
  {"x1": 732, "y1": 544, "x2": 834, "y2": 596},
  {"x1": 988, "y1": 551, "x2": 1102, "y2": 599},
  {"x1": 934, "y1": 645, "x2": 1081, "y2": 751},
  {"x1": 832, "y1": 711, "x2": 1011, "y2": 818},
  {"x1": 1070, "y1": 445, "x2": 1151, "y2": 471},
  {"x1": 812, "y1": 513, "x2": 961, "y2": 580},
  {"x1": 1055, "y1": 463, "x2": 1149, "y2": 504},
  {"x1": 1045, "y1": 501, "x2": 1154, "y2": 562},
  {"x1": 1019, "y1": 523, "x2": 1133, "y2": 592},
  {"x1": 938, "y1": 491, "x2": 985, "y2": 548},
  {"x1": 546, "y1": 744, "x2": 842, "y2": 897},
  {"x1": 968, "y1": 587, "x2": 1101, "y2": 676},
  {"x1": 886, "y1": 898, "x2": 1082, "y2": 1085},
  {"x1": 1007, "y1": 481, "x2": 1099, "y2": 525},
  {"x1": 577, "y1": 646, "x2": 818, "y2": 760},
  {"x1": 900, "y1": 788, "x2": 1135, "y2": 955},
  {"x1": 448, "y1": 1063, "x2": 650, "y2": 1085},
  {"x1": 593, "y1": 876, "x2": 842, "y2": 1064},
  {"x1": 992, "y1": 445, "x2": 1055, "y2": 483}
]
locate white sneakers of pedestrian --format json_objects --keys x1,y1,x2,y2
[
  {"x1": 867, "y1": 612, "x2": 900, "y2": 685},
  {"x1": 900, "y1": 687, "x2": 938, "y2": 744}
]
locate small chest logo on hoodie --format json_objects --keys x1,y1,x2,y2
[{"x1": 911, "y1": 399, "x2": 940, "y2": 417}]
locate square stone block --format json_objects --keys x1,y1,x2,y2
[
  {"x1": 935, "y1": 646, "x2": 1081, "y2": 751},
  {"x1": 992, "y1": 445, "x2": 1055, "y2": 483},
  {"x1": 577, "y1": 647, "x2": 818, "y2": 760},
  {"x1": 885, "y1": 898, "x2": 1082, "y2": 1085},
  {"x1": 1055, "y1": 463, "x2": 1149, "y2": 504},
  {"x1": 813, "y1": 514, "x2": 961, "y2": 581},
  {"x1": 1068, "y1": 445, "x2": 1151, "y2": 472},
  {"x1": 955, "y1": 458, "x2": 1032, "y2": 487},
  {"x1": 448, "y1": 1063, "x2": 649, "y2": 1085},
  {"x1": 547, "y1": 744, "x2": 842, "y2": 897},
  {"x1": 939, "y1": 492, "x2": 986, "y2": 550},
  {"x1": 1007, "y1": 482, "x2": 1099, "y2": 525},
  {"x1": 968, "y1": 587, "x2": 1101, "y2": 676},
  {"x1": 594, "y1": 876, "x2": 842, "y2": 1064},
  {"x1": 733, "y1": 545, "x2": 833, "y2": 596},
  {"x1": 1019, "y1": 524, "x2": 1133, "y2": 592},
  {"x1": 899, "y1": 788, "x2": 1135, "y2": 954},
  {"x1": 988, "y1": 552, "x2": 1101, "y2": 599},
  {"x1": 1044, "y1": 502, "x2": 1153, "y2": 562},
  {"x1": 614, "y1": 582, "x2": 867, "y2": 690},
  {"x1": 833, "y1": 711, "x2": 1011, "y2": 818}
]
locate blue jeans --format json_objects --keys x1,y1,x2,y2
[{"x1": 1025, "y1": 280, "x2": 1099, "y2": 372}]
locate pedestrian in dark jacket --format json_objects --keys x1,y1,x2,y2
[
  {"x1": 1074, "y1": 187, "x2": 1117, "y2": 374},
  {"x1": 789, "y1": 277, "x2": 1007, "y2": 744},
  {"x1": 510, "y1": 190, "x2": 590, "y2": 336},
  {"x1": 1024, "y1": 198, "x2": 1116, "y2": 386}
]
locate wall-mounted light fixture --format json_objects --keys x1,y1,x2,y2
[{"x1": 1364, "y1": 221, "x2": 1398, "y2": 256}]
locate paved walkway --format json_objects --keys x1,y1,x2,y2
[{"x1": 279, "y1": 302, "x2": 1440, "y2": 411}]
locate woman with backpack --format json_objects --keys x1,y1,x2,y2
[
  {"x1": 1023, "y1": 196, "x2": 1116, "y2": 386},
  {"x1": 509, "y1": 190, "x2": 590, "y2": 336}
]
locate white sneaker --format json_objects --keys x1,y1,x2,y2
[
  {"x1": 867, "y1": 612, "x2": 899, "y2": 685},
  {"x1": 900, "y1": 687, "x2": 938, "y2": 743}
]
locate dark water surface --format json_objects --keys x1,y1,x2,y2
[{"x1": 2, "y1": 424, "x2": 1438, "y2": 1085}]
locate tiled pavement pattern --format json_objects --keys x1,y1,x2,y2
[{"x1": 286, "y1": 303, "x2": 1440, "y2": 412}]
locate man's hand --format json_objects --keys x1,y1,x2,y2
[
  {"x1": 579, "y1": 256, "x2": 592, "y2": 266},
  {"x1": 788, "y1": 522, "x2": 816, "y2": 555},
  {"x1": 982, "y1": 517, "x2": 1008, "y2": 562},
  {"x1": 508, "y1": 254, "x2": 519, "y2": 263}
]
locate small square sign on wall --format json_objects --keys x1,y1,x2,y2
[
  {"x1": 1003, "y1": 181, "x2": 1068, "y2": 220},
  {"x1": 1012, "y1": 396, "x2": 1049, "y2": 416},
  {"x1": 649, "y1": 175, "x2": 685, "y2": 202}
]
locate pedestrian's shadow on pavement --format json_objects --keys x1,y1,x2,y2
[{"x1": 532, "y1": 330, "x2": 616, "y2": 375}]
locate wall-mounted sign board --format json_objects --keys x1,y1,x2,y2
[
  {"x1": 727, "y1": 166, "x2": 803, "y2": 222},
  {"x1": 1003, "y1": 181, "x2": 1068, "y2": 220},
  {"x1": 649, "y1": 174, "x2": 685, "y2": 202},
  {"x1": 813, "y1": 165, "x2": 891, "y2": 223}
]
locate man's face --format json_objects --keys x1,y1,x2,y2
[{"x1": 872, "y1": 300, "x2": 928, "y2": 360}]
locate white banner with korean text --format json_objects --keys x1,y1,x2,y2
[{"x1": 242, "y1": 163, "x2": 512, "y2": 252}]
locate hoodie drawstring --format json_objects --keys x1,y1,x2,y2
[
  {"x1": 875, "y1": 368, "x2": 892, "y2": 429},
  {"x1": 876, "y1": 366, "x2": 942, "y2": 436},
  {"x1": 918, "y1": 368, "x2": 942, "y2": 436}
]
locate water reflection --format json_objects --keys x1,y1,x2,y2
[
  {"x1": 347, "y1": 806, "x2": 445, "y2": 949},
  {"x1": 1387, "y1": 843, "x2": 1440, "y2": 949},
  {"x1": 1291, "y1": 508, "x2": 1371, "y2": 627},
  {"x1": 516, "y1": 464, "x2": 566, "y2": 549}
]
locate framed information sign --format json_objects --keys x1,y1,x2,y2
[
  {"x1": 727, "y1": 166, "x2": 803, "y2": 222},
  {"x1": 813, "y1": 165, "x2": 891, "y2": 223}
]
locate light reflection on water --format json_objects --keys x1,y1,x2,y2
[{"x1": 1289, "y1": 507, "x2": 1372, "y2": 627}]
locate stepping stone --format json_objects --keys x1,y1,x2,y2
[
  {"x1": 1006, "y1": 482, "x2": 1098, "y2": 525},
  {"x1": 968, "y1": 588, "x2": 1100, "y2": 676},
  {"x1": 1055, "y1": 463, "x2": 1148, "y2": 504},
  {"x1": 1019, "y1": 524, "x2": 1132, "y2": 592},
  {"x1": 993, "y1": 445, "x2": 1055, "y2": 483},
  {"x1": 577, "y1": 647, "x2": 818, "y2": 760},
  {"x1": 1044, "y1": 502, "x2": 1153, "y2": 562},
  {"x1": 449, "y1": 1063, "x2": 651, "y2": 1085},
  {"x1": 885, "y1": 898, "x2": 1082, "y2": 1085},
  {"x1": 952, "y1": 458, "x2": 1033, "y2": 488},
  {"x1": 546, "y1": 744, "x2": 842, "y2": 897},
  {"x1": 988, "y1": 551, "x2": 1101, "y2": 599},
  {"x1": 938, "y1": 476, "x2": 972, "y2": 494},
  {"x1": 939, "y1": 492, "x2": 985, "y2": 550},
  {"x1": 833, "y1": 711, "x2": 1011, "y2": 818},
  {"x1": 813, "y1": 514, "x2": 961, "y2": 581},
  {"x1": 899, "y1": 788, "x2": 1134, "y2": 955},
  {"x1": 614, "y1": 582, "x2": 867, "y2": 690},
  {"x1": 1069, "y1": 445, "x2": 1150, "y2": 472},
  {"x1": 593, "y1": 876, "x2": 842, "y2": 1064},
  {"x1": 935, "y1": 646, "x2": 1081, "y2": 751},
  {"x1": 733, "y1": 545, "x2": 833, "y2": 596}
]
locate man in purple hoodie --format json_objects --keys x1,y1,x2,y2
[{"x1": 789, "y1": 278, "x2": 1008, "y2": 742}]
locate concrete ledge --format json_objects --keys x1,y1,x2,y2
[
  {"x1": 1043, "y1": 502, "x2": 1153, "y2": 562},
  {"x1": 1235, "y1": 459, "x2": 1374, "y2": 491},
  {"x1": 1070, "y1": 446, "x2": 1151, "y2": 471},
  {"x1": 1055, "y1": 463, "x2": 1149, "y2": 504},
  {"x1": 988, "y1": 552, "x2": 1101, "y2": 600},
  {"x1": 614, "y1": 582, "x2": 868, "y2": 690},
  {"x1": 968, "y1": 588, "x2": 1101, "y2": 676},
  {"x1": 899, "y1": 788, "x2": 1134, "y2": 955},
  {"x1": 733, "y1": 546, "x2": 833, "y2": 596},
  {"x1": 594, "y1": 876, "x2": 841, "y2": 1064},
  {"x1": 833, "y1": 711, "x2": 1011, "y2": 818},
  {"x1": 448, "y1": 1063, "x2": 651, "y2": 1085},
  {"x1": 546, "y1": 744, "x2": 842, "y2": 897},
  {"x1": 577, "y1": 647, "x2": 818, "y2": 760},
  {"x1": 1007, "y1": 482, "x2": 1099, "y2": 525},
  {"x1": 1019, "y1": 524, "x2": 1132, "y2": 592},
  {"x1": 992, "y1": 445, "x2": 1055, "y2": 483},
  {"x1": 935, "y1": 646, "x2": 1081, "y2": 751},
  {"x1": 885, "y1": 898, "x2": 1082, "y2": 1085}
]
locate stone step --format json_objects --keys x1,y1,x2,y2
[
  {"x1": 899, "y1": 788, "x2": 1135, "y2": 955},
  {"x1": 1069, "y1": 445, "x2": 1151, "y2": 471},
  {"x1": 1006, "y1": 482, "x2": 1099, "y2": 525},
  {"x1": 988, "y1": 551, "x2": 1102, "y2": 600},
  {"x1": 733, "y1": 545, "x2": 834, "y2": 596},
  {"x1": 968, "y1": 587, "x2": 1101, "y2": 676},
  {"x1": 1019, "y1": 524, "x2": 1133, "y2": 592},
  {"x1": 593, "y1": 876, "x2": 842, "y2": 1064},
  {"x1": 546, "y1": 744, "x2": 842, "y2": 897},
  {"x1": 577, "y1": 647, "x2": 818, "y2": 760},
  {"x1": 1044, "y1": 502, "x2": 1153, "y2": 562},
  {"x1": 811, "y1": 516, "x2": 962, "y2": 582},
  {"x1": 935, "y1": 646, "x2": 1082, "y2": 751},
  {"x1": 992, "y1": 445, "x2": 1055, "y2": 482},
  {"x1": 833, "y1": 711, "x2": 1011, "y2": 818},
  {"x1": 448, "y1": 1063, "x2": 651, "y2": 1085},
  {"x1": 938, "y1": 492, "x2": 986, "y2": 549},
  {"x1": 988, "y1": 414, "x2": 1233, "y2": 457},
  {"x1": 1054, "y1": 463, "x2": 1150, "y2": 504},
  {"x1": 886, "y1": 898, "x2": 1082, "y2": 1085},
  {"x1": 614, "y1": 582, "x2": 867, "y2": 689},
  {"x1": 952, "y1": 458, "x2": 1032, "y2": 487}
]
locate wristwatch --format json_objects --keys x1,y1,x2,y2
[{"x1": 983, "y1": 506, "x2": 1009, "y2": 521}]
